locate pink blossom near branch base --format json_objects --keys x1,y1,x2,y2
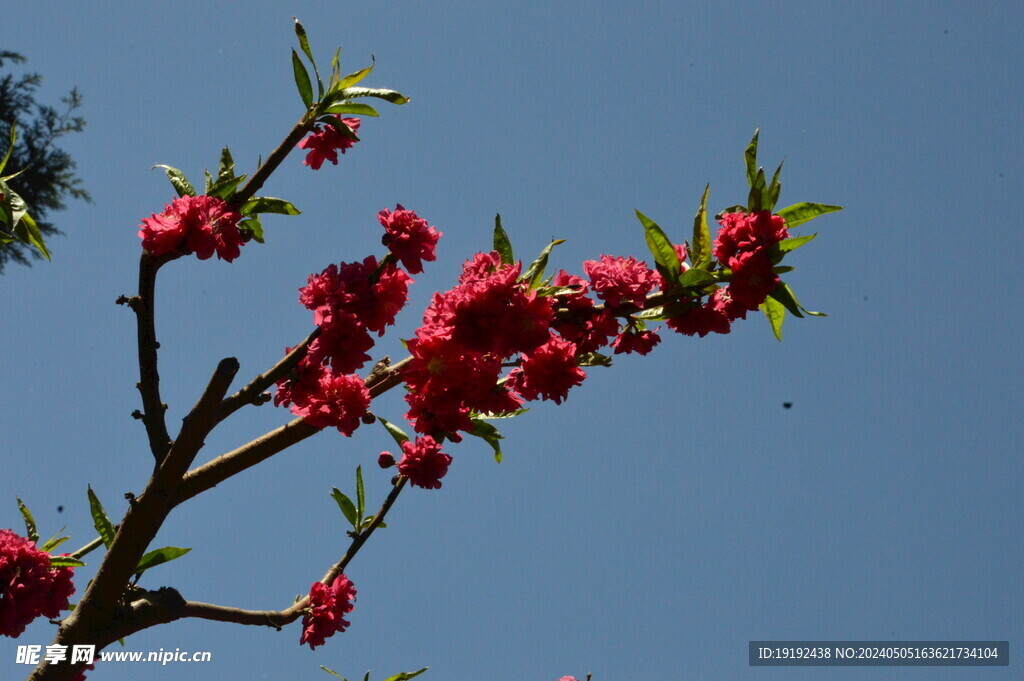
[
  {"x1": 394, "y1": 436, "x2": 453, "y2": 489},
  {"x1": 378, "y1": 204, "x2": 442, "y2": 274},
  {"x1": 138, "y1": 195, "x2": 244, "y2": 262},
  {"x1": 298, "y1": 117, "x2": 361, "y2": 170}
]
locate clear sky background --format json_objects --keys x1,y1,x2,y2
[{"x1": 2, "y1": 2, "x2": 1021, "y2": 680}]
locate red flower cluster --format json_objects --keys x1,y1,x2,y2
[
  {"x1": 274, "y1": 363, "x2": 370, "y2": 435},
  {"x1": 298, "y1": 117, "x2": 361, "y2": 170},
  {"x1": 299, "y1": 575, "x2": 357, "y2": 649},
  {"x1": 667, "y1": 210, "x2": 788, "y2": 337},
  {"x1": 378, "y1": 205, "x2": 441, "y2": 274},
  {"x1": 403, "y1": 252, "x2": 593, "y2": 441},
  {"x1": 389, "y1": 435, "x2": 453, "y2": 489},
  {"x1": 583, "y1": 255, "x2": 658, "y2": 308},
  {"x1": 0, "y1": 530, "x2": 75, "y2": 638},
  {"x1": 138, "y1": 195, "x2": 243, "y2": 261}
]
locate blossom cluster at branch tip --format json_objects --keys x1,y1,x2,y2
[
  {"x1": 298, "y1": 116, "x2": 361, "y2": 170},
  {"x1": 666, "y1": 210, "x2": 788, "y2": 337},
  {"x1": 138, "y1": 194, "x2": 243, "y2": 261},
  {"x1": 299, "y1": 574, "x2": 357, "y2": 649},
  {"x1": 0, "y1": 529, "x2": 75, "y2": 638}
]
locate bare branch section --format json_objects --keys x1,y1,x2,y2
[
  {"x1": 134, "y1": 252, "x2": 176, "y2": 462},
  {"x1": 232, "y1": 114, "x2": 315, "y2": 205}
]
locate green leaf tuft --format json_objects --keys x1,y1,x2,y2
[
  {"x1": 776, "y1": 202, "x2": 842, "y2": 229},
  {"x1": 16, "y1": 497, "x2": 38, "y2": 543},
  {"x1": 87, "y1": 486, "x2": 116, "y2": 549},
  {"x1": 134, "y1": 546, "x2": 192, "y2": 578},
  {"x1": 493, "y1": 214, "x2": 514, "y2": 265}
]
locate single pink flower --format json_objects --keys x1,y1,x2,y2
[
  {"x1": 138, "y1": 195, "x2": 243, "y2": 261},
  {"x1": 0, "y1": 530, "x2": 75, "y2": 638},
  {"x1": 395, "y1": 436, "x2": 454, "y2": 489},
  {"x1": 611, "y1": 327, "x2": 661, "y2": 355},
  {"x1": 507, "y1": 335, "x2": 586, "y2": 405},
  {"x1": 378, "y1": 205, "x2": 442, "y2": 274},
  {"x1": 298, "y1": 117, "x2": 361, "y2": 170},
  {"x1": 299, "y1": 575, "x2": 357, "y2": 649},
  {"x1": 713, "y1": 210, "x2": 788, "y2": 262},
  {"x1": 583, "y1": 255, "x2": 657, "y2": 308}
]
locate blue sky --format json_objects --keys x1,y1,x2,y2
[{"x1": 2, "y1": 2, "x2": 1021, "y2": 680}]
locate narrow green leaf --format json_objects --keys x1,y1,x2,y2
[
  {"x1": 493, "y1": 214, "x2": 514, "y2": 265},
  {"x1": 152, "y1": 165, "x2": 197, "y2": 197},
  {"x1": 87, "y1": 486, "x2": 115, "y2": 549},
  {"x1": 768, "y1": 283, "x2": 804, "y2": 318},
  {"x1": 774, "y1": 233, "x2": 817, "y2": 257},
  {"x1": 364, "y1": 671, "x2": 370, "y2": 681},
  {"x1": 633, "y1": 299, "x2": 698, "y2": 321},
  {"x1": 240, "y1": 197, "x2": 301, "y2": 216},
  {"x1": 355, "y1": 466, "x2": 365, "y2": 525},
  {"x1": 205, "y1": 173, "x2": 246, "y2": 201},
  {"x1": 772, "y1": 265, "x2": 795, "y2": 274},
  {"x1": 204, "y1": 169, "x2": 213, "y2": 193},
  {"x1": 382, "y1": 668, "x2": 429, "y2": 681},
  {"x1": 238, "y1": 217, "x2": 264, "y2": 244},
  {"x1": 636, "y1": 210, "x2": 680, "y2": 281},
  {"x1": 748, "y1": 167, "x2": 767, "y2": 212},
  {"x1": 40, "y1": 533, "x2": 70, "y2": 554},
  {"x1": 48, "y1": 556, "x2": 86, "y2": 569},
  {"x1": 331, "y1": 488, "x2": 359, "y2": 528},
  {"x1": 292, "y1": 49, "x2": 314, "y2": 108},
  {"x1": 744, "y1": 129, "x2": 759, "y2": 187},
  {"x1": 691, "y1": 184, "x2": 711, "y2": 269},
  {"x1": 16, "y1": 497, "x2": 38, "y2": 543},
  {"x1": 330, "y1": 47, "x2": 342, "y2": 85},
  {"x1": 768, "y1": 159, "x2": 784, "y2": 210},
  {"x1": 776, "y1": 202, "x2": 842, "y2": 229},
  {"x1": 472, "y1": 408, "x2": 529, "y2": 420},
  {"x1": 378, "y1": 416, "x2": 411, "y2": 446},
  {"x1": 319, "y1": 665, "x2": 349, "y2": 681},
  {"x1": 759, "y1": 296, "x2": 786, "y2": 341},
  {"x1": 523, "y1": 238, "x2": 565, "y2": 289},
  {"x1": 468, "y1": 419, "x2": 504, "y2": 463},
  {"x1": 338, "y1": 87, "x2": 410, "y2": 105},
  {"x1": 337, "y1": 58, "x2": 375, "y2": 90},
  {"x1": 216, "y1": 146, "x2": 235, "y2": 184},
  {"x1": 293, "y1": 18, "x2": 322, "y2": 98},
  {"x1": 134, "y1": 546, "x2": 191, "y2": 577},
  {"x1": 14, "y1": 209, "x2": 49, "y2": 260},
  {"x1": 321, "y1": 102, "x2": 380, "y2": 117}
]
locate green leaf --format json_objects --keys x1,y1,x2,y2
[
  {"x1": 321, "y1": 102, "x2": 380, "y2": 117},
  {"x1": 216, "y1": 146, "x2": 235, "y2": 185},
  {"x1": 319, "y1": 666, "x2": 349, "y2": 681},
  {"x1": 691, "y1": 184, "x2": 711, "y2": 269},
  {"x1": 744, "y1": 129, "x2": 759, "y2": 188},
  {"x1": 523, "y1": 238, "x2": 565, "y2": 288},
  {"x1": 238, "y1": 217, "x2": 264, "y2": 244},
  {"x1": 331, "y1": 488, "x2": 358, "y2": 528},
  {"x1": 576, "y1": 351, "x2": 613, "y2": 367},
  {"x1": 338, "y1": 87, "x2": 410, "y2": 105},
  {"x1": 204, "y1": 169, "x2": 213, "y2": 193},
  {"x1": 240, "y1": 197, "x2": 301, "y2": 216},
  {"x1": 776, "y1": 202, "x2": 842, "y2": 229},
  {"x1": 677, "y1": 267, "x2": 716, "y2": 288},
  {"x1": 776, "y1": 233, "x2": 817, "y2": 254},
  {"x1": 768, "y1": 159, "x2": 784, "y2": 210},
  {"x1": 636, "y1": 210, "x2": 680, "y2": 282},
  {"x1": 153, "y1": 165, "x2": 197, "y2": 197},
  {"x1": 468, "y1": 419, "x2": 504, "y2": 463},
  {"x1": 134, "y1": 546, "x2": 191, "y2": 577},
  {"x1": 759, "y1": 296, "x2": 785, "y2": 341},
  {"x1": 633, "y1": 299, "x2": 698, "y2": 321},
  {"x1": 12, "y1": 208, "x2": 49, "y2": 260},
  {"x1": 493, "y1": 214, "x2": 514, "y2": 265},
  {"x1": 378, "y1": 416, "x2": 411, "y2": 447},
  {"x1": 771, "y1": 282, "x2": 827, "y2": 317},
  {"x1": 16, "y1": 497, "x2": 38, "y2": 543},
  {"x1": 205, "y1": 173, "x2": 246, "y2": 201},
  {"x1": 337, "y1": 58, "x2": 375, "y2": 91},
  {"x1": 382, "y1": 668, "x2": 429, "y2": 681},
  {"x1": 330, "y1": 46, "x2": 342, "y2": 84},
  {"x1": 355, "y1": 466, "x2": 365, "y2": 525},
  {"x1": 471, "y1": 408, "x2": 530, "y2": 420},
  {"x1": 40, "y1": 533, "x2": 70, "y2": 554},
  {"x1": 292, "y1": 49, "x2": 314, "y2": 108},
  {"x1": 747, "y1": 167, "x2": 767, "y2": 212},
  {"x1": 87, "y1": 486, "x2": 116, "y2": 549},
  {"x1": 293, "y1": 18, "x2": 323, "y2": 98},
  {"x1": 48, "y1": 556, "x2": 86, "y2": 569}
]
